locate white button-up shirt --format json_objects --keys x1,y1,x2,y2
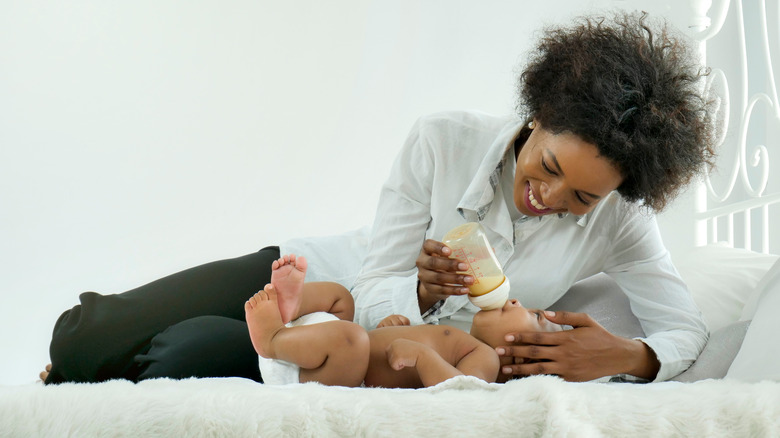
[{"x1": 344, "y1": 110, "x2": 708, "y2": 382}]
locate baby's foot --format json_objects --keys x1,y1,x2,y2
[
  {"x1": 39, "y1": 364, "x2": 52, "y2": 382},
  {"x1": 245, "y1": 286, "x2": 285, "y2": 358},
  {"x1": 271, "y1": 254, "x2": 307, "y2": 324}
]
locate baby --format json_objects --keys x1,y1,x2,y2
[{"x1": 245, "y1": 254, "x2": 563, "y2": 388}]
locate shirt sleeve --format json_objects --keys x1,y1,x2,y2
[
  {"x1": 352, "y1": 117, "x2": 437, "y2": 329},
  {"x1": 603, "y1": 209, "x2": 709, "y2": 382}
]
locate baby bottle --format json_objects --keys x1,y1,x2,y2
[{"x1": 442, "y1": 222, "x2": 509, "y2": 310}]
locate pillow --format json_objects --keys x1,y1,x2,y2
[
  {"x1": 739, "y1": 255, "x2": 780, "y2": 320},
  {"x1": 549, "y1": 273, "x2": 644, "y2": 339},
  {"x1": 672, "y1": 244, "x2": 778, "y2": 332},
  {"x1": 726, "y1": 258, "x2": 780, "y2": 382},
  {"x1": 670, "y1": 320, "x2": 750, "y2": 382}
]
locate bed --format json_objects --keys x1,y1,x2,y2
[{"x1": 2, "y1": 1, "x2": 780, "y2": 436}]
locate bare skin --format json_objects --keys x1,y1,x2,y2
[
  {"x1": 365, "y1": 324, "x2": 499, "y2": 388},
  {"x1": 245, "y1": 253, "x2": 500, "y2": 388},
  {"x1": 497, "y1": 310, "x2": 660, "y2": 381},
  {"x1": 245, "y1": 286, "x2": 369, "y2": 386},
  {"x1": 244, "y1": 286, "x2": 285, "y2": 358},
  {"x1": 245, "y1": 284, "x2": 499, "y2": 388},
  {"x1": 39, "y1": 364, "x2": 51, "y2": 382}
]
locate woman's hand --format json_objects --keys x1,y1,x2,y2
[
  {"x1": 495, "y1": 311, "x2": 660, "y2": 382},
  {"x1": 415, "y1": 239, "x2": 473, "y2": 311},
  {"x1": 377, "y1": 314, "x2": 411, "y2": 328}
]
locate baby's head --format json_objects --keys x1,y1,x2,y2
[{"x1": 470, "y1": 299, "x2": 564, "y2": 350}]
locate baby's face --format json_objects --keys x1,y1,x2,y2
[{"x1": 470, "y1": 299, "x2": 564, "y2": 348}]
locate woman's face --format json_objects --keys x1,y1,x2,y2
[
  {"x1": 470, "y1": 299, "x2": 563, "y2": 349},
  {"x1": 513, "y1": 122, "x2": 624, "y2": 217}
]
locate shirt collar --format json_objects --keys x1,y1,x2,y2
[{"x1": 456, "y1": 123, "x2": 515, "y2": 222}]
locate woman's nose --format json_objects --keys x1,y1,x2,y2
[{"x1": 540, "y1": 181, "x2": 565, "y2": 209}]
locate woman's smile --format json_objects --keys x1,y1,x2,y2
[
  {"x1": 513, "y1": 122, "x2": 624, "y2": 217},
  {"x1": 525, "y1": 182, "x2": 550, "y2": 214}
]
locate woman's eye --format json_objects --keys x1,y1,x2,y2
[
  {"x1": 541, "y1": 156, "x2": 592, "y2": 207},
  {"x1": 541, "y1": 159, "x2": 556, "y2": 175},
  {"x1": 576, "y1": 193, "x2": 591, "y2": 206}
]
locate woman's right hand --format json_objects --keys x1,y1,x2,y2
[{"x1": 415, "y1": 239, "x2": 474, "y2": 310}]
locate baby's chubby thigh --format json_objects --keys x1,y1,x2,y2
[{"x1": 262, "y1": 312, "x2": 369, "y2": 387}]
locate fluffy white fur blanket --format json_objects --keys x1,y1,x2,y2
[{"x1": 2, "y1": 376, "x2": 779, "y2": 437}]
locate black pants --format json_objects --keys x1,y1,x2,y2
[{"x1": 44, "y1": 246, "x2": 281, "y2": 384}]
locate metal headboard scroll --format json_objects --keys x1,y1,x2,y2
[{"x1": 690, "y1": 0, "x2": 779, "y2": 253}]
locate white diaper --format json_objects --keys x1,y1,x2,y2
[{"x1": 257, "y1": 311, "x2": 340, "y2": 385}]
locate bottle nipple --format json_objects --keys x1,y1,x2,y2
[{"x1": 442, "y1": 222, "x2": 509, "y2": 310}]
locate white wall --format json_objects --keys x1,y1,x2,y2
[{"x1": 0, "y1": 0, "x2": 693, "y2": 385}]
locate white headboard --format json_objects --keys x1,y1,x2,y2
[
  {"x1": 695, "y1": 0, "x2": 780, "y2": 254},
  {"x1": 657, "y1": 0, "x2": 779, "y2": 256}
]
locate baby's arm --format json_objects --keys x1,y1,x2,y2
[
  {"x1": 453, "y1": 342, "x2": 500, "y2": 383},
  {"x1": 385, "y1": 339, "x2": 461, "y2": 387},
  {"x1": 385, "y1": 338, "x2": 499, "y2": 387},
  {"x1": 377, "y1": 314, "x2": 411, "y2": 328}
]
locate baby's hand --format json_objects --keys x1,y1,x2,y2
[
  {"x1": 385, "y1": 338, "x2": 427, "y2": 370},
  {"x1": 377, "y1": 314, "x2": 410, "y2": 328}
]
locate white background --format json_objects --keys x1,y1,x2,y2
[{"x1": 0, "y1": 1, "x2": 736, "y2": 384}]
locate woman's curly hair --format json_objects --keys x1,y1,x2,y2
[{"x1": 517, "y1": 12, "x2": 715, "y2": 211}]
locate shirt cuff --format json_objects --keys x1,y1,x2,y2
[
  {"x1": 638, "y1": 337, "x2": 686, "y2": 382},
  {"x1": 421, "y1": 299, "x2": 445, "y2": 324}
]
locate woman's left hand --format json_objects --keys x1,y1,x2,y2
[{"x1": 495, "y1": 311, "x2": 660, "y2": 382}]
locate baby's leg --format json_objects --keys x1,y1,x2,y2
[
  {"x1": 295, "y1": 320, "x2": 369, "y2": 387},
  {"x1": 245, "y1": 287, "x2": 369, "y2": 386},
  {"x1": 298, "y1": 282, "x2": 355, "y2": 321},
  {"x1": 270, "y1": 254, "x2": 307, "y2": 324}
]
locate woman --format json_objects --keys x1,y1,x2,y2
[
  {"x1": 42, "y1": 12, "x2": 713, "y2": 384},
  {"x1": 352, "y1": 12, "x2": 713, "y2": 382}
]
